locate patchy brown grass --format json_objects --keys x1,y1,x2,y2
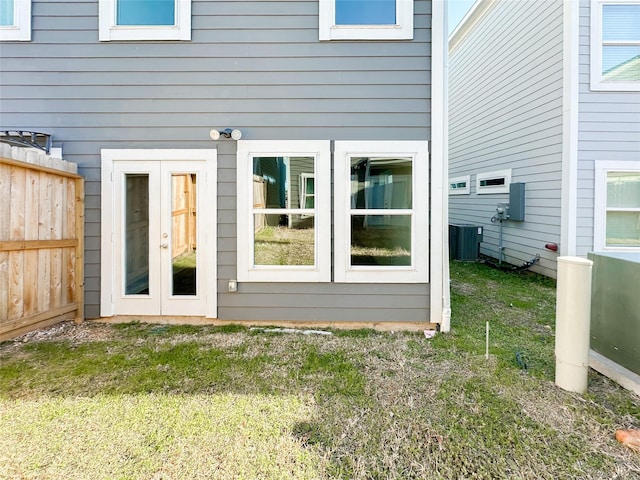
[{"x1": 1, "y1": 262, "x2": 639, "y2": 479}]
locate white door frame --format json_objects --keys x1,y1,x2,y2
[{"x1": 101, "y1": 149, "x2": 217, "y2": 319}]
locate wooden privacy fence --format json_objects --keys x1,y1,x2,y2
[{"x1": 0, "y1": 146, "x2": 84, "y2": 340}]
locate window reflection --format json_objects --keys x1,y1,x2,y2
[
  {"x1": 254, "y1": 214, "x2": 315, "y2": 266},
  {"x1": 171, "y1": 173, "x2": 197, "y2": 296},
  {"x1": 351, "y1": 215, "x2": 411, "y2": 266},
  {"x1": 253, "y1": 156, "x2": 315, "y2": 209},
  {"x1": 125, "y1": 174, "x2": 150, "y2": 295},
  {"x1": 350, "y1": 157, "x2": 412, "y2": 209},
  {"x1": 252, "y1": 156, "x2": 316, "y2": 267}
]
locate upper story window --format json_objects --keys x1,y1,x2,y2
[
  {"x1": 236, "y1": 141, "x2": 331, "y2": 283},
  {"x1": 319, "y1": 0, "x2": 414, "y2": 41},
  {"x1": 591, "y1": 0, "x2": 640, "y2": 91},
  {"x1": 594, "y1": 161, "x2": 640, "y2": 251},
  {"x1": 99, "y1": 0, "x2": 191, "y2": 41},
  {"x1": 0, "y1": 0, "x2": 31, "y2": 41}
]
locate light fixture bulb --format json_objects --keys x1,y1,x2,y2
[
  {"x1": 209, "y1": 129, "x2": 221, "y2": 141},
  {"x1": 231, "y1": 129, "x2": 242, "y2": 140}
]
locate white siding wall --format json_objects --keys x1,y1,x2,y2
[
  {"x1": 449, "y1": 0, "x2": 564, "y2": 277},
  {"x1": 576, "y1": 0, "x2": 640, "y2": 256}
]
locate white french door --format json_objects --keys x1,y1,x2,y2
[{"x1": 101, "y1": 150, "x2": 217, "y2": 318}]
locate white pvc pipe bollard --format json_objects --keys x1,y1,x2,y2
[{"x1": 555, "y1": 256, "x2": 593, "y2": 394}]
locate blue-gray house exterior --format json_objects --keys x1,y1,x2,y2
[{"x1": 0, "y1": 0, "x2": 450, "y2": 329}]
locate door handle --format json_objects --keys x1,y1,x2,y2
[{"x1": 160, "y1": 243, "x2": 168, "y2": 249}]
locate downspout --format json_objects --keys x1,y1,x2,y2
[
  {"x1": 561, "y1": 0, "x2": 579, "y2": 257},
  {"x1": 430, "y1": 0, "x2": 451, "y2": 331}
]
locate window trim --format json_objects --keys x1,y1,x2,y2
[
  {"x1": 319, "y1": 0, "x2": 414, "y2": 41},
  {"x1": 449, "y1": 175, "x2": 471, "y2": 195},
  {"x1": 590, "y1": 0, "x2": 640, "y2": 91},
  {"x1": 0, "y1": 0, "x2": 31, "y2": 42},
  {"x1": 594, "y1": 161, "x2": 640, "y2": 251},
  {"x1": 476, "y1": 169, "x2": 511, "y2": 194},
  {"x1": 236, "y1": 140, "x2": 331, "y2": 283},
  {"x1": 99, "y1": 0, "x2": 191, "y2": 42},
  {"x1": 333, "y1": 141, "x2": 429, "y2": 284}
]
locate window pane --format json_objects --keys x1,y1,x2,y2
[
  {"x1": 117, "y1": 0, "x2": 175, "y2": 26},
  {"x1": 351, "y1": 157, "x2": 412, "y2": 209},
  {"x1": 603, "y1": 5, "x2": 640, "y2": 42},
  {"x1": 254, "y1": 214, "x2": 315, "y2": 266},
  {"x1": 336, "y1": 0, "x2": 396, "y2": 25},
  {"x1": 606, "y1": 211, "x2": 640, "y2": 246},
  {"x1": 253, "y1": 156, "x2": 315, "y2": 209},
  {"x1": 351, "y1": 215, "x2": 411, "y2": 266},
  {"x1": 607, "y1": 172, "x2": 640, "y2": 208},
  {"x1": 125, "y1": 174, "x2": 150, "y2": 295},
  {"x1": 0, "y1": 0, "x2": 13, "y2": 26},
  {"x1": 602, "y1": 46, "x2": 640, "y2": 81},
  {"x1": 171, "y1": 174, "x2": 197, "y2": 296}
]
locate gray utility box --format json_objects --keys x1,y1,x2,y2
[
  {"x1": 509, "y1": 182, "x2": 526, "y2": 221},
  {"x1": 449, "y1": 224, "x2": 483, "y2": 261}
]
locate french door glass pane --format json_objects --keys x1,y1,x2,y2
[
  {"x1": 117, "y1": 0, "x2": 175, "y2": 26},
  {"x1": 171, "y1": 174, "x2": 197, "y2": 296},
  {"x1": 351, "y1": 215, "x2": 411, "y2": 266},
  {"x1": 607, "y1": 172, "x2": 640, "y2": 208},
  {"x1": 606, "y1": 211, "x2": 640, "y2": 246},
  {"x1": 253, "y1": 156, "x2": 315, "y2": 209},
  {"x1": 351, "y1": 157, "x2": 412, "y2": 209},
  {"x1": 254, "y1": 214, "x2": 315, "y2": 266},
  {"x1": 0, "y1": 0, "x2": 13, "y2": 26},
  {"x1": 336, "y1": 0, "x2": 396, "y2": 25},
  {"x1": 125, "y1": 174, "x2": 150, "y2": 295}
]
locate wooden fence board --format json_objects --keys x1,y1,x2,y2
[
  {"x1": 0, "y1": 163, "x2": 11, "y2": 321},
  {"x1": 23, "y1": 169, "x2": 39, "y2": 316},
  {"x1": 37, "y1": 172, "x2": 52, "y2": 313},
  {"x1": 0, "y1": 152, "x2": 84, "y2": 337},
  {"x1": 8, "y1": 251, "x2": 24, "y2": 320}
]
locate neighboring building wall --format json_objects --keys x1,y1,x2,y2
[
  {"x1": 575, "y1": 0, "x2": 640, "y2": 257},
  {"x1": 449, "y1": 0, "x2": 564, "y2": 277},
  {"x1": 0, "y1": 0, "x2": 433, "y2": 321}
]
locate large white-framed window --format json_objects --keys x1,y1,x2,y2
[
  {"x1": 0, "y1": 0, "x2": 30, "y2": 41},
  {"x1": 476, "y1": 169, "x2": 511, "y2": 194},
  {"x1": 334, "y1": 141, "x2": 428, "y2": 283},
  {"x1": 594, "y1": 161, "x2": 640, "y2": 251},
  {"x1": 449, "y1": 175, "x2": 471, "y2": 195},
  {"x1": 319, "y1": 0, "x2": 414, "y2": 41},
  {"x1": 590, "y1": 0, "x2": 640, "y2": 91},
  {"x1": 236, "y1": 140, "x2": 331, "y2": 282},
  {"x1": 99, "y1": 0, "x2": 191, "y2": 41}
]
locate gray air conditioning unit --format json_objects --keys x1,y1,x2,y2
[{"x1": 449, "y1": 224, "x2": 483, "y2": 261}]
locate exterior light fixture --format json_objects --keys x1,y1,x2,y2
[{"x1": 209, "y1": 128, "x2": 242, "y2": 141}]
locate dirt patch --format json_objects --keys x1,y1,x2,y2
[{"x1": 1, "y1": 321, "x2": 115, "y2": 353}]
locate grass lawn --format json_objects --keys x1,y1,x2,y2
[{"x1": 1, "y1": 262, "x2": 639, "y2": 479}]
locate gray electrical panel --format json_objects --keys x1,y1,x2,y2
[
  {"x1": 449, "y1": 224, "x2": 484, "y2": 261},
  {"x1": 509, "y1": 183, "x2": 526, "y2": 221}
]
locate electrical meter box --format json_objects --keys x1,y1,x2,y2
[{"x1": 449, "y1": 224, "x2": 484, "y2": 261}]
